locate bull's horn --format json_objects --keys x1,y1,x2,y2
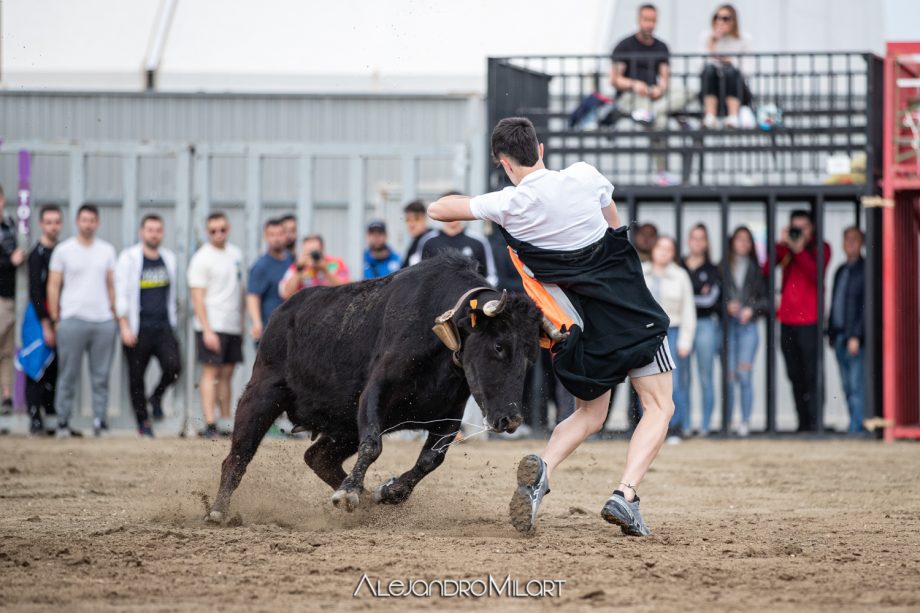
[
  {"x1": 541, "y1": 316, "x2": 569, "y2": 343},
  {"x1": 482, "y1": 290, "x2": 508, "y2": 317}
]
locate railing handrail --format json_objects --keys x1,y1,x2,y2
[{"x1": 491, "y1": 50, "x2": 878, "y2": 61}]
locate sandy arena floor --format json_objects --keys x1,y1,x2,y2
[{"x1": 1, "y1": 435, "x2": 918, "y2": 611}]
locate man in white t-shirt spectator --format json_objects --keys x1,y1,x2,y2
[
  {"x1": 188, "y1": 212, "x2": 245, "y2": 439},
  {"x1": 46, "y1": 204, "x2": 118, "y2": 437}
]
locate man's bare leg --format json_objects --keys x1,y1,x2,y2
[
  {"x1": 540, "y1": 390, "x2": 611, "y2": 481},
  {"x1": 617, "y1": 371, "x2": 674, "y2": 501},
  {"x1": 217, "y1": 364, "x2": 235, "y2": 419},
  {"x1": 199, "y1": 364, "x2": 219, "y2": 425}
]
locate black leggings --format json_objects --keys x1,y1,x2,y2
[
  {"x1": 26, "y1": 357, "x2": 57, "y2": 429},
  {"x1": 123, "y1": 327, "x2": 182, "y2": 426},
  {"x1": 701, "y1": 63, "x2": 746, "y2": 114}
]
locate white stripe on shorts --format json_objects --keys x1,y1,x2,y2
[{"x1": 628, "y1": 336, "x2": 675, "y2": 379}]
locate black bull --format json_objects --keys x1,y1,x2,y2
[{"x1": 207, "y1": 253, "x2": 542, "y2": 521}]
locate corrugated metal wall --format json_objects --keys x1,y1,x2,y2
[{"x1": 0, "y1": 91, "x2": 486, "y2": 433}]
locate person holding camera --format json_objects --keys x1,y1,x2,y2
[
  {"x1": 770, "y1": 210, "x2": 831, "y2": 432},
  {"x1": 279, "y1": 234, "x2": 349, "y2": 299}
]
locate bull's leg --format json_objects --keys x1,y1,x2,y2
[
  {"x1": 304, "y1": 432, "x2": 359, "y2": 490},
  {"x1": 332, "y1": 380, "x2": 385, "y2": 512},
  {"x1": 374, "y1": 428, "x2": 453, "y2": 505},
  {"x1": 207, "y1": 377, "x2": 288, "y2": 523}
]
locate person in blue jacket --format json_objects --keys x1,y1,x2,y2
[{"x1": 363, "y1": 220, "x2": 401, "y2": 279}]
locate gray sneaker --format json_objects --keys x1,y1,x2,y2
[
  {"x1": 509, "y1": 454, "x2": 550, "y2": 533},
  {"x1": 601, "y1": 491, "x2": 651, "y2": 536}
]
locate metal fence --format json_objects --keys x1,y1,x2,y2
[{"x1": 0, "y1": 139, "x2": 470, "y2": 434}]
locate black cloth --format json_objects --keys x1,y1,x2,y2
[
  {"x1": 0, "y1": 217, "x2": 19, "y2": 298},
  {"x1": 501, "y1": 226, "x2": 670, "y2": 400},
  {"x1": 26, "y1": 357, "x2": 56, "y2": 431},
  {"x1": 139, "y1": 256, "x2": 171, "y2": 330},
  {"x1": 781, "y1": 323, "x2": 821, "y2": 431},
  {"x1": 683, "y1": 259, "x2": 722, "y2": 318},
  {"x1": 421, "y1": 231, "x2": 489, "y2": 279},
  {"x1": 700, "y1": 64, "x2": 752, "y2": 115},
  {"x1": 723, "y1": 257, "x2": 770, "y2": 317},
  {"x1": 611, "y1": 34, "x2": 670, "y2": 89},
  {"x1": 828, "y1": 257, "x2": 865, "y2": 345},
  {"x1": 28, "y1": 242, "x2": 54, "y2": 320},
  {"x1": 124, "y1": 328, "x2": 181, "y2": 426},
  {"x1": 195, "y1": 331, "x2": 243, "y2": 365}
]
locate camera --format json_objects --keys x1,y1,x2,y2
[
  {"x1": 310, "y1": 249, "x2": 323, "y2": 263},
  {"x1": 788, "y1": 227, "x2": 802, "y2": 241}
]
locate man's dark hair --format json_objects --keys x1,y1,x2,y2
[
  {"x1": 77, "y1": 204, "x2": 99, "y2": 218},
  {"x1": 39, "y1": 204, "x2": 62, "y2": 221},
  {"x1": 264, "y1": 217, "x2": 284, "y2": 231},
  {"x1": 790, "y1": 209, "x2": 814, "y2": 224},
  {"x1": 207, "y1": 211, "x2": 228, "y2": 223},
  {"x1": 639, "y1": 3, "x2": 657, "y2": 12},
  {"x1": 279, "y1": 213, "x2": 296, "y2": 224},
  {"x1": 403, "y1": 199, "x2": 426, "y2": 216},
  {"x1": 843, "y1": 225, "x2": 864, "y2": 240},
  {"x1": 490, "y1": 117, "x2": 540, "y2": 166},
  {"x1": 303, "y1": 233, "x2": 324, "y2": 248},
  {"x1": 140, "y1": 213, "x2": 163, "y2": 227}
]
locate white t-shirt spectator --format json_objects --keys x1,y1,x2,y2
[
  {"x1": 49, "y1": 237, "x2": 117, "y2": 322},
  {"x1": 187, "y1": 242, "x2": 244, "y2": 335},
  {"x1": 469, "y1": 162, "x2": 614, "y2": 251}
]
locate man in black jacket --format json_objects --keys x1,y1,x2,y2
[
  {"x1": 828, "y1": 226, "x2": 866, "y2": 434},
  {"x1": 27, "y1": 205, "x2": 64, "y2": 434}
]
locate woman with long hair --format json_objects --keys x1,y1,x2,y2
[
  {"x1": 723, "y1": 226, "x2": 768, "y2": 436},
  {"x1": 643, "y1": 236, "x2": 696, "y2": 442},
  {"x1": 682, "y1": 224, "x2": 721, "y2": 435},
  {"x1": 701, "y1": 4, "x2": 751, "y2": 129}
]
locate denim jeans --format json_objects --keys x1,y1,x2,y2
[
  {"x1": 834, "y1": 336, "x2": 865, "y2": 433},
  {"x1": 726, "y1": 317, "x2": 759, "y2": 426},
  {"x1": 693, "y1": 316, "x2": 719, "y2": 432},
  {"x1": 667, "y1": 327, "x2": 691, "y2": 433}
]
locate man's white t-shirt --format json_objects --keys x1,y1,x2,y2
[
  {"x1": 469, "y1": 162, "x2": 614, "y2": 251},
  {"x1": 187, "y1": 242, "x2": 244, "y2": 335},
  {"x1": 49, "y1": 237, "x2": 117, "y2": 322}
]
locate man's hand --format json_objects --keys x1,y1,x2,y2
[
  {"x1": 251, "y1": 321, "x2": 263, "y2": 341},
  {"x1": 10, "y1": 248, "x2": 25, "y2": 267},
  {"x1": 727, "y1": 299, "x2": 741, "y2": 316},
  {"x1": 42, "y1": 320, "x2": 56, "y2": 348},
  {"x1": 649, "y1": 85, "x2": 664, "y2": 100},
  {"x1": 203, "y1": 329, "x2": 221, "y2": 353},
  {"x1": 739, "y1": 307, "x2": 754, "y2": 325},
  {"x1": 678, "y1": 347, "x2": 691, "y2": 359},
  {"x1": 632, "y1": 80, "x2": 649, "y2": 97},
  {"x1": 847, "y1": 337, "x2": 860, "y2": 357},
  {"x1": 120, "y1": 321, "x2": 138, "y2": 348}
]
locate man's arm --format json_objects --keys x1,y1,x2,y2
[
  {"x1": 601, "y1": 200, "x2": 622, "y2": 229},
  {"x1": 46, "y1": 270, "x2": 63, "y2": 323},
  {"x1": 246, "y1": 294, "x2": 263, "y2": 340},
  {"x1": 190, "y1": 286, "x2": 220, "y2": 353},
  {"x1": 279, "y1": 268, "x2": 301, "y2": 299},
  {"x1": 106, "y1": 270, "x2": 117, "y2": 320},
  {"x1": 428, "y1": 195, "x2": 475, "y2": 222},
  {"x1": 651, "y1": 62, "x2": 670, "y2": 98}
]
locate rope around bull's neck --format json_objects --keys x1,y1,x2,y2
[{"x1": 376, "y1": 417, "x2": 493, "y2": 454}]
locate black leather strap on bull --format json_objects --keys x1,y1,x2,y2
[{"x1": 432, "y1": 286, "x2": 504, "y2": 368}]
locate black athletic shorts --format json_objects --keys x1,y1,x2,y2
[{"x1": 195, "y1": 331, "x2": 243, "y2": 365}]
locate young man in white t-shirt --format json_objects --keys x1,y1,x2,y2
[
  {"x1": 188, "y1": 212, "x2": 245, "y2": 439},
  {"x1": 46, "y1": 204, "x2": 118, "y2": 437},
  {"x1": 428, "y1": 117, "x2": 675, "y2": 536}
]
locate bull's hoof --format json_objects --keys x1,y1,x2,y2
[
  {"x1": 374, "y1": 477, "x2": 409, "y2": 505},
  {"x1": 331, "y1": 488, "x2": 361, "y2": 512},
  {"x1": 205, "y1": 510, "x2": 225, "y2": 524}
]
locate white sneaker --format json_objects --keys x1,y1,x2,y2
[
  {"x1": 737, "y1": 422, "x2": 750, "y2": 437},
  {"x1": 703, "y1": 113, "x2": 718, "y2": 129},
  {"x1": 55, "y1": 427, "x2": 71, "y2": 439},
  {"x1": 724, "y1": 115, "x2": 739, "y2": 129},
  {"x1": 665, "y1": 434, "x2": 683, "y2": 445}
]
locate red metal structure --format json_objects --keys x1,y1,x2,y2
[{"x1": 881, "y1": 42, "x2": 920, "y2": 441}]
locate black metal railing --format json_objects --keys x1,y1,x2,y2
[{"x1": 487, "y1": 52, "x2": 880, "y2": 190}]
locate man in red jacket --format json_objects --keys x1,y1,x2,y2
[{"x1": 771, "y1": 210, "x2": 831, "y2": 432}]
